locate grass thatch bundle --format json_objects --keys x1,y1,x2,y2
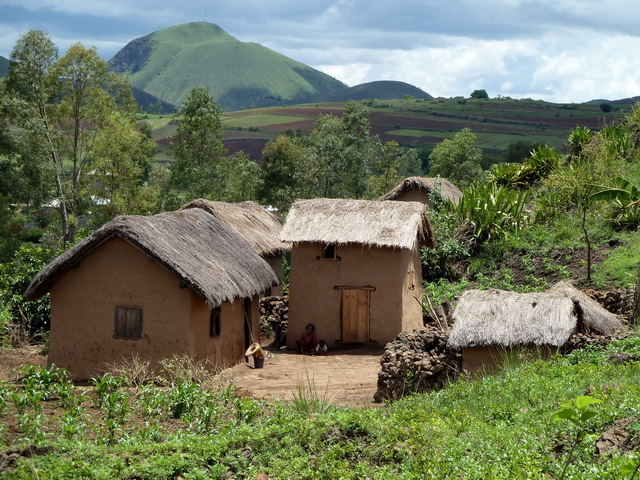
[
  {"x1": 280, "y1": 198, "x2": 435, "y2": 249},
  {"x1": 180, "y1": 199, "x2": 288, "y2": 257},
  {"x1": 24, "y1": 208, "x2": 279, "y2": 307},
  {"x1": 448, "y1": 282, "x2": 622, "y2": 349},
  {"x1": 379, "y1": 176, "x2": 463, "y2": 205}
]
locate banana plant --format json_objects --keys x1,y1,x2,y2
[{"x1": 590, "y1": 175, "x2": 640, "y2": 230}]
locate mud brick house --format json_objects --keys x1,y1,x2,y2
[
  {"x1": 380, "y1": 176, "x2": 463, "y2": 208},
  {"x1": 280, "y1": 198, "x2": 436, "y2": 349},
  {"x1": 180, "y1": 199, "x2": 289, "y2": 296},
  {"x1": 448, "y1": 282, "x2": 622, "y2": 374},
  {"x1": 24, "y1": 208, "x2": 279, "y2": 379}
]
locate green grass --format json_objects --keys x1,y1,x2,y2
[
  {"x1": 4, "y1": 337, "x2": 640, "y2": 478},
  {"x1": 595, "y1": 230, "x2": 640, "y2": 288},
  {"x1": 224, "y1": 114, "x2": 311, "y2": 129}
]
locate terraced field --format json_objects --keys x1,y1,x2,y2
[{"x1": 149, "y1": 97, "x2": 626, "y2": 163}]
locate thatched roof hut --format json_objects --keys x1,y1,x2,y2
[
  {"x1": 379, "y1": 176, "x2": 463, "y2": 205},
  {"x1": 448, "y1": 282, "x2": 623, "y2": 350},
  {"x1": 180, "y1": 199, "x2": 288, "y2": 257},
  {"x1": 280, "y1": 198, "x2": 436, "y2": 249},
  {"x1": 25, "y1": 208, "x2": 279, "y2": 307}
]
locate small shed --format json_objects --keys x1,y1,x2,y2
[
  {"x1": 448, "y1": 282, "x2": 623, "y2": 374},
  {"x1": 379, "y1": 176, "x2": 463, "y2": 207},
  {"x1": 24, "y1": 208, "x2": 279, "y2": 379},
  {"x1": 280, "y1": 198, "x2": 435, "y2": 349},
  {"x1": 180, "y1": 199, "x2": 289, "y2": 295}
]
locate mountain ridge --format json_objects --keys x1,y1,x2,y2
[{"x1": 109, "y1": 22, "x2": 350, "y2": 111}]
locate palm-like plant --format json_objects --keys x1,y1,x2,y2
[
  {"x1": 590, "y1": 175, "x2": 640, "y2": 229},
  {"x1": 454, "y1": 182, "x2": 530, "y2": 243}
]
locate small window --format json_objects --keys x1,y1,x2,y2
[
  {"x1": 317, "y1": 243, "x2": 341, "y2": 260},
  {"x1": 210, "y1": 306, "x2": 221, "y2": 336},
  {"x1": 407, "y1": 268, "x2": 415, "y2": 291},
  {"x1": 114, "y1": 306, "x2": 142, "y2": 340}
]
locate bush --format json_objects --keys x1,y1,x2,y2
[{"x1": 0, "y1": 245, "x2": 53, "y2": 341}]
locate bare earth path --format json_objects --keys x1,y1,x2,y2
[
  {"x1": 0, "y1": 344, "x2": 385, "y2": 408},
  {"x1": 228, "y1": 344, "x2": 384, "y2": 408}
]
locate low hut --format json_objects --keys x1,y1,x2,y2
[
  {"x1": 180, "y1": 199, "x2": 289, "y2": 295},
  {"x1": 379, "y1": 176, "x2": 463, "y2": 207},
  {"x1": 281, "y1": 198, "x2": 435, "y2": 349},
  {"x1": 24, "y1": 208, "x2": 279, "y2": 379},
  {"x1": 448, "y1": 282, "x2": 623, "y2": 374}
]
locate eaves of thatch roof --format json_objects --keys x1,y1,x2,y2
[
  {"x1": 24, "y1": 209, "x2": 279, "y2": 307},
  {"x1": 379, "y1": 176, "x2": 463, "y2": 205},
  {"x1": 280, "y1": 198, "x2": 435, "y2": 249},
  {"x1": 448, "y1": 282, "x2": 622, "y2": 349},
  {"x1": 180, "y1": 199, "x2": 289, "y2": 257}
]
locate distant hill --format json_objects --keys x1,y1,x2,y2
[
  {"x1": 0, "y1": 56, "x2": 9, "y2": 78},
  {"x1": 305, "y1": 81, "x2": 433, "y2": 103},
  {"x1": 109, "y1": 22, "x2": 349, "y2": 111}
]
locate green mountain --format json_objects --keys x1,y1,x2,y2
[
  {"x1": 0, "y1": 56, "x2": 9, "y2": 78},
  {"x1": 305, "y1": 81, "x2": 433, "y2": 103},
  {"x1": 109, "y1": 22, "x2": 349, "y2": 111}
]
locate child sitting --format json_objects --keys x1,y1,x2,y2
[{"x1": 314, "y1": 339, "x2": 328, "y2": 355}]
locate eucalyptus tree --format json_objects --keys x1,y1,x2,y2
[
  {"x1": 4, "y1": 30, "x2": 147, "y2": 243},
  {"x1": 166, "y1": 85, "x2": 227, "y2": 204}
]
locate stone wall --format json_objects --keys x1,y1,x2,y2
[{"x1": 374, "y1": 330, "x2": 461, "y2": 403}]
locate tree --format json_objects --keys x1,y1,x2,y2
[
  {"x1": 470, "y1": 89, "x2": 489, "y2": 99},
  {"x1": 220, "y1": 151, "x2": 260, "y2": 203},
  {"x1": 87, "y1": 112, "x2": 157, "y2": 224},
  {"x1": 258, "y1": 135, "x2": 308, "y2": 213},
  {"x1": 600, "y1": 103, "x2": 612, "y2": 113},
  {"x1": 539, "y1": 133, "x2": 624, "y2": 281},
  {"x1": 368, "y1": 141, "x2": 403, "y2": 198},
  {"x1": 306, "y1": 100, "x2": 373, "y2": 199},
  {"x1": 166, "y1": 85, "x2": 227, "y2": 204},
  {"x1": 4, "y1": 31, "x2": 146, "y2": 243},
  {"x1": 428, "y1": 128, "x2": 483, "y2": 188}
]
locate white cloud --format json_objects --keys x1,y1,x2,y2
[{"x1": 2, "y1": 0, "x2": 640, "y2": 102}]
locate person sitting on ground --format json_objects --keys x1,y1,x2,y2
[
  {"x1": 296, "y1": 323, "x2": 317, "y2": 354},
  {"x1": 314, "y1": 339, "x2": 328, "y2": 355}
]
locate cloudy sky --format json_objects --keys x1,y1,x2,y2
[{"x1": 1, "y1": 0, "x2": 640, "y2": 103}]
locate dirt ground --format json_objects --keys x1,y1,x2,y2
[
  {"x1": 229, "y1": 343, "x2": 384, "y2": 408},
  {"x1": 0, "y1": 342, "x2": 385, "y2": 408}
]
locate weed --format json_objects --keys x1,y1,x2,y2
[
  {"x1": 105, "y1": 352, "x2": 155, "y2": 387},
  {"x1": 158, "y1": 354, "x2": 219, "y2": 385},
  {"x1": 291, "y1": 369, "x2": 335, "y2": 416}
]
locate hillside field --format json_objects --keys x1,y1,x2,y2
[{"x1": 146, "y1": 97, "x2": 624, "y2": 164}]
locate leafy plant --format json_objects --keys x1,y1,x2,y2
[
  {"x1": 552, "y1": 395, "x2": 603, "y2": 480},
  {"x1": 168, "y1": 381, "x2": 201, "y2": 419},
  {"x1": 91, "y1": 373, "x2": 124, "y2": 408}
]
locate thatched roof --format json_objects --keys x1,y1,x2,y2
[
  {"x1": 180, "y1": 199, "x2": 288, "y2": 257},
  {"x1": 379, "y1": 177, "x2": 463, "y2": 205},
  {"x1": 448, "y1": 282, "x2": 622, "y2": 349},
  {"x1": 24, "y1": 209, "x2": 279, "y2": 307},
  {"x1": 280, "y1": 198, "x2": 435, "y2": 249}
]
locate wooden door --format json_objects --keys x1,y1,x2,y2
[{"x1": 341, "y1": 289, "x2": 370, "y2": 343}]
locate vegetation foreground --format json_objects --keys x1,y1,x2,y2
[{"x1": 0, "y1": 337, "x2": 639, "y2": 479}]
